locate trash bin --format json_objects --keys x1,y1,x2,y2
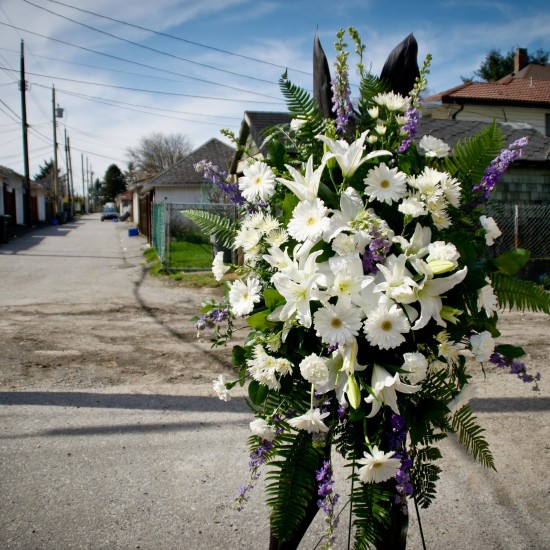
[{"x1": 0, "y1": 215, "x2": 12, "y2": 244}]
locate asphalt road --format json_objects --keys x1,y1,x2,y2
[{"x1": 0, "y1": 216, "x2": 549, "y2": 549}]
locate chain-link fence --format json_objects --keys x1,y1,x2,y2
[
  {"x1": 486, "y1": 203, "x2": 550, "y2": 260},
  {"x1": 152, "y1": 202, "x2": 237, "y2": 270}
]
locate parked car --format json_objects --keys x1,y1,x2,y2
[{"x1": 101, "y1": 206, "x2": 119, "y2": 221}]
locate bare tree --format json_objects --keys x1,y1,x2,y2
[{"x1": 127, "y1": 133, "x2": 193, "y2": 176}]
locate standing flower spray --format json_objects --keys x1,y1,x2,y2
[{"x1": 186, "y1": 28, "x2": 548, "y2": 550}]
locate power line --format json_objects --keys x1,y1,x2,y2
[
  {"x1": 19, "y1": 1, "x2": 283, "y2": 86},
  {"x1": 0, "y1": 66, "x2": 284, "y2": 104},
  {"x1": 0, "y1": 20, "x2": 281, "y2": 99},
  {"x1": 42, "y1": 0, "x2": 310, "y2": 76}
]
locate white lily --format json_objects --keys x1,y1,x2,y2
[
  {"x1": 276, "y1": 155, "x2": 325, "y2": 201},
  {"x1": 365, "y1": 364, "x2": 420, "y2": 418},
  {"x1": 317, "y1": 130, "x2": 392, "y2": 179},
  {"x1": 376, "y1": 254, "x2": 418, "y2": 304}
]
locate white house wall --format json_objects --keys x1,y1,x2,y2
[{"x1": 153, "y1": 185, "x2": 204, "y2": 204}]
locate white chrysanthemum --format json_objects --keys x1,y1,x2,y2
[
  {"x1": 234, "y1": 226, "x2": 262, "y2": 253},
  {"x1": 213, "y1": 375, "x2": 231, "y2": 402},
  {"x1": 470, "y1": 331, "x2": 495, "y2": 363},
  {"x1": 290, "y1": 117, "x2": 306, "y2": 131},
  {"x1": 299, "y1": 354, "x2": 330, "y2": 384},
  {"x1": 373, "y1": 91, "x2": 410, "y2": 112},
  {"x1": 314, "y1": 301, "x2": 363, "y2": 345},
  {"x1": 419, "y1": 135, "x2": 451, "y2": 158},
  {"x1": 364, "y1": 304, "x2": 410, "y2": 350},
  {"x1": 357, "y1": 446, "x2": 401, "y2": 483},
  {"x1": 212, "y1": 251, "x2": 230, "y2": 281},
  {"x1": 426, "y1": 241, "x2": 460, "y2": 268},
  {"x1": 276, "y1": 357, "x2": 293, "y2": 376},
  {"x1": 367, "y1": 106, "x2": 379, "y2": 118},
  {"x1": 398, "y1": 196, "x2": 427, "y2": 218},
  {"x1": 250, "y1": 418, "x2": 277, "y2": 441},
  {"x1": 229, "y1": 277, "x2": 261, "y2": 316},
  {"x1": 247, "y1": 345, "x2": 280, "y2": 390},
  {"x1": 288, "y1": 408, "x2": 330, "y2": 433},
  {"x1": 375, "y1": 124, "x2": 387, "y2": 135},
  {"x1": 426, "y1": 198, "x2": 451, "y2": 230},
  {"x1": 479, "y1": 215, "x2": 502, "y2": 246},
  {"x1": 402, "y1": 352, "x2": 429, "y2": 385},
  {"x1": 331, "y1": 232, "x2": 360, "y2": 256},
  {"x1": 287, "y1": 198, "x2": 330, "y2": 242},
  {"x1": 436, "y1": 331, "x2": 467, "y2": 367},
  {"x1": 265, "y1": 228, "x2": 289, "y2": 247},
  {"x1": 478, "y1": 282, "x2": 498, "y2": 316},
  {"x1": 439, "y1": 173, "x2": 462, "y2": 208},
  {"x1": 364, "y1": 163, "x2": 407, "y2": 205},
  {"x1": 238, "y1": 161, "x2": 276, "y2": 202}
]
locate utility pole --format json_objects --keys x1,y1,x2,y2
[
  {"x1": 19, "y1": 40, "x2": 32, "y2": 227},
  {"x1": 64, "y1": 129, "x2": 73, "y2": 217},
  {"x1": 81, "y1": 153, "x2": 86, "y2": 213},
  {"x1": 52, "y1": 86, "x2": 59, "y2": 216},
  {"x1": 67, "y1": 136, "x2": 74, "y2": 215}
]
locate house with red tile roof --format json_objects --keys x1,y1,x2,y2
[{"x1": 423, "y1": 48, "x2": 550, "y2": 137}]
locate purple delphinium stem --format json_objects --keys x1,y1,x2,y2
[
  {"x1": 473, "y1": 137, "x2": 528, "y2": 200},
  {"x1": 195, "y1": 159, "x2": 245, "y2": 205},
  {"x1": 490, "y1": 352, "x2": 540, "y2": 391},
  {"x1": 194, "y1": 307, "x2": 231, "y2": 334},
  {"x1": 331, "y1": 68, "x2": 353, "y2": 134},
  {"x1": 362, "y1": 227, "x2": 391, "y2": 275},
  {"x1": 397, "y1": 106, "x2": 420, "y2": 154},
  {"x1": 387, "y1": 413, "x2": 413, "y2": 510},
  {"x1": 316, "y1": 460, "x2": 340, "y2": 548}
]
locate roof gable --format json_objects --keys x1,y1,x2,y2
[{"x1": 148, "y1": 138, "x2": 235, "y2": 187}]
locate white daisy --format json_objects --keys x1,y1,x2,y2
[
  {"x1": 419, "y1": 135, "x2": 451, "y2": 158},
  {"x1": 299, "y1": 354, "x2": 330, "y2": 384},
  {"x1": 287, "y1": 198, "x2": 330, "y2": 242},
  {"x1": 229, "y1": 277, "x2": 261, "y2": 316},
  {"x1": 212, "y1": 251, "x2": 230, "y2": 281},
  {"x1": 364, "y1": 304, "x2": 410, "y2": 350},
  {"x1": 288, "y1": 408, "x2": 330, "y2": 433},
  {"x1": 364, "y1": 163, "x2": 407, "y2": 205},
  {"x1": 213, "y1": 375, "x2": 231, "y2": 402},
  {"x1": 238, "y1": 161, "x2": 276, "y2": 202},
  {"x1": 250, "y1": 418, "x2": 277, "y2": 441},
  {"x1": 357, "y1": 446, "x2": 401, "y2": 483},
  {"x1": 313, "y1": 301, "x2": 363, "y2": 346}
]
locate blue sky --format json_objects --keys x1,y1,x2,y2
[{"x1": 1, "y1": 0, "x2": 549, "y2": 190}]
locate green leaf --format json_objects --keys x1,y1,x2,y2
[
  {"x1": 495, "y1": 344, "x2": 526, "y2": 359},
  {"x1": 231, "y1": 345, "x2": 246, "y2": 366},
  {"x1": 282, "y1": 193, "x2": 300, "y2": 226},
  {"x1": 491, "y1": 272, "x2": 550, "y2": 314},
  {"x1": 248, "y1": 380, "x2": 268, "y2": 405},
  {"x1": 267, "y1": 139, "x2": 287, "y2": 171},
  {"x1": 246, "y1": 309, "x2": 276, "y2": 331},
  {"x1": 264, "y1": 288, "x2": 284, "y2": 310},
  {"x1": 490, "y1": 248, "x2": 530, "y2": 275}
]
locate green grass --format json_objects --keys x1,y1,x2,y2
[
  {"x1": 143, "y1": 244, "x2": 224, "y2": 288},
  {"x1": 169, "y1": 241, "x2": 213, "y2": 269}
]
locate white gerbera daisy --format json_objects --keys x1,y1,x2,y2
[
  {"x1": 212, "y1": 251, "x2": 230, "y2": 281},
  {"x1": 287, "y1": 198, "x2": 330, "y2": 242},
  {"x1": 229, "y1": 277, "x2": 261, "y2": 316},
  {"x1": 364, "y1": 304, "x2": 410, "y2": 350},
  {"x1": 299, "y1": 354, "x2": 330, "y2": 384},
  {"x1": 419, "y1": 135, "x2": 451, "y2": 158},
  {"x1": 288, "y1": 408, "x2": 330, "y2": 433},
  {"x1": 250, "y1": 418, "x2": 277, "y2": 441},
  {"x1": 238, "y1": 161, "x2": 276, "y2": 202},
  {"x1": 357, "y1": 446, "x2": 401, "y2": 483},
  {"x1": 364, "y1": 163, "x2": 407, "y2": 205},
  {"x1": 314, "y1": 301, "x2": 363, "y2": 345}
]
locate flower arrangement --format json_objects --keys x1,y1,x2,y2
[{"x1": 186, "y1": 28, "x2": 548, "y2": 549}]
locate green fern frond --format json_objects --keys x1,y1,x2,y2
[
  {"x1": 355, "y1": 72, "x2": 388, "y2": 126},
  {"x1": 181, "y1": 209, "x2": 236, "y2": 248},
  {"x1": 491, "y1": 272, "x2": 550, "y2": 314},
  {"x1": 351, "y1": 480, "x2": 393, "y2": 549},
  {"x1": 410, "y1": 460, "x2": 441, "y2": 509},
  {"x1": 444, "y1": 122, "x2": 504, "y2": 185},
  {"x1": 265, "y1": 431, "x2": 321, "y2": 543},
  {"x1": 451, "y1": 405, "x2": 495, "y2": 470}
]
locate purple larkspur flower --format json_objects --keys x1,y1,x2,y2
[
  {"x1": 490, "y1": 352, "x2": 540, "y2": 391},
  {"x1": 397, "y1": 106, "x2": 420, "y2": 154},
  {"x1": 473, "y1": 137, "x2": 528, "y2": 200},
  {"x1": 195, "y1": 159, "x2": 245, "y2": 205},
  {"x1": 362, "y1": 228, "x2": 391, "y2": 275}
]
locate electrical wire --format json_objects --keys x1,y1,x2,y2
[
  {"x1": 19, "y1": 1, "x2": 283, "y2": 86},
  {"x1": 41, "y1": 0, "x2": 311, "y2": 76}
]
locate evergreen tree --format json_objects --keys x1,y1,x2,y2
[{"x1": 101, "y1": 164, "x2": 126, "y2": 203}]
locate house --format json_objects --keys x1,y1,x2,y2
[
  {"x1": 144, "y1": 138, "x2": 235, "y2": 205},
  {"x1": 423, "y1": 48, "x2": 550, "y2": 137},
  {"x1": 0, "y1": 165, "x2": 47, "y2": 227}
]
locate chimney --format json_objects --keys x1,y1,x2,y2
[{"x1": 514, "y1": 48, "x2": 528, "y2": 73}]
